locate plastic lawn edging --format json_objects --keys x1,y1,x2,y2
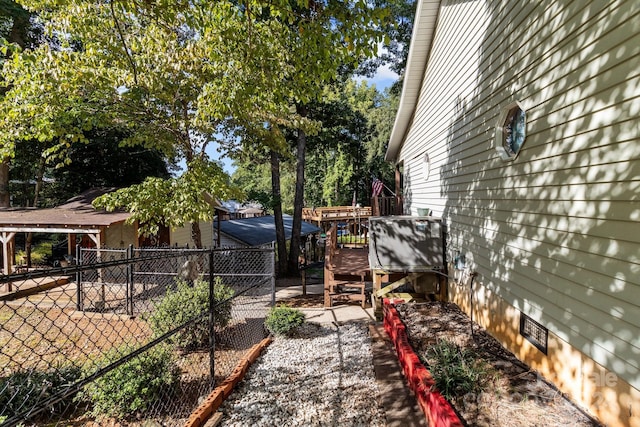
[
  {"x1": 185, "y1": 336, "x2": 273, "y2": 427},
  {"x1": 383, "y1": 299, "x2": 463, "y2": 427}
]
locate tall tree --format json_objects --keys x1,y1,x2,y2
[
  {"x1": 1, "y1": 1, "x2": 296, "y2": 246},
  {"x1": 358, "y1": 0, "x2": 417, "y2": 94},
  {"x1": 1, "y1": 0, "x2": 386, "y2": 253},
  {"x1": 0, "y1": 0, "x2": 42, "y2": 207}
]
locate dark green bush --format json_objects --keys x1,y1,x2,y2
[
  {"x1": 146, "y1": 277, "x2": 234, "y2": 349},
  {"x1": 265, "y1": 305, "x2": 306, "y2": 336},
  {"x1": 422, "y1": 339, "x2": 489, "y2": 401},
  {"x1": 79, "y1": 344, "x2": 178, "y2": 419},
  {"x1": 0, "y1": 364, "x2": 82, "y2": 419}
]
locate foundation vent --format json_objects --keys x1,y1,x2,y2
[{"x1": 520, "y1": 313, "x2": 548, "y2": 355}]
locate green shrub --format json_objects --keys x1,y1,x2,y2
[
  {"x1": 80, "y1": 344, "x2": 178, "y2": 419},
  {"x1": 0, "y1": 365, "x2": 82, "y2": 419},
  {"x1": 422, "y1": 339, "x2": 489, "y2": 401},
  {"x1": 15, "y1": 241, "x2": 53, "y2": 265},
  {"x1": 146, "y1": 277, "x2": 234, "y2": 349},
  {"x1": 265, "y1": 305, "x2": 306, "y2": 336}
]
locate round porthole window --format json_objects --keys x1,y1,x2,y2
[
  {"x1": 495, "y1": 101, "x2": 527, "y2": 160},
  {"x1": 422, "y1": 153, "x2": 430, "y2": 180},
  {"x1": 503, "y1": 106, "x2": 526, "y2": 157}
]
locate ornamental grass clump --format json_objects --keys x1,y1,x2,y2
[
  {"x1": 422, "y1": 339, "x2": 490, "y2": 402},
  {"x1": 0, "y1": 364, "x2": 82, "y2": 419},
  {"x1": 265, "y1": 305, "x2": 306, "y2": 336}
]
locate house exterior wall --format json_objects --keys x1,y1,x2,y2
[
  {"x1": 396, "y1": 1, "x2": 640, "y2": 425},
  {"x1": 218, "y1": 234, "x2": 247, "y2": 248}
]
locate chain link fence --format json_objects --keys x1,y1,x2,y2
[{"x1": 0, "y1": 246, "x2": 274, "y2": 426}]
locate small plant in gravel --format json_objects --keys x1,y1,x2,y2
[
  {"x1": 0, "y1": 364, "x2": 82, "y2": 419},
  {"x1": 79, "y1": 344, "x2": 179, "y2": 419},
  {"x1": 422, "y1": 339, "x2": 490, "y2": 402},
  {"x1": 146, "y1": 277, "x2": 234, "y2": 349},
  {"x1": 265, "y1": 305, "x2": 306, "y2": 336}
]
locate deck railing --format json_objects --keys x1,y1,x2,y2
[{"x1": 371, "y1": 196, "x2": 398, "y2": 216}]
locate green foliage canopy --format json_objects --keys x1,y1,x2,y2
[{"x1": 0, "y1": 0, "x2": 388, "y2": 240}]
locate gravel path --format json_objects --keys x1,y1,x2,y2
[{"x1": 219, "y1": 322, "x2": 386, "y2": 426}]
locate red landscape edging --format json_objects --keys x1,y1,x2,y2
[
  {"x1": 184, "y1": 336, "x2": 273, "y2": 427},
  {"x1": 382, "y1": 299, "x2": 463, "y2": 427}
]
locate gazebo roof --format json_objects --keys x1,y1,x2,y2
[{"x1": 0, "y1": 188, "x2": 129, "y2": 232}]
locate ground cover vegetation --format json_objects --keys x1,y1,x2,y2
[
  {"x1": 398, "y1": 302, "x2": 600, "y2": 427},
  {"x1": 264, "y1": 305, "x2": 306, "y2": 336},
  {"x1": 146, "y1": 278, "x2": 235, "y2": 350}
]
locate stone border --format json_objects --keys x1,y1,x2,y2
[
  {"x1": 185, "y1": 337, "x2": 273, "y2": 427},
  {"x1": 383, "y1": 299, "x2": 463, "y2": 427}
]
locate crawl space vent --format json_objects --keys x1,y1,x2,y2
[{"x1": 519, "y1": 313, "x2": 548, "y2": 355}]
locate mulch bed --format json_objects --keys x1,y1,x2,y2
[
  {"x1": 395, "y1": 302, "x2": 602, "y2": 427},
  {"x1": 280, "y1": 293, "x2": 325, "y2": 308}
]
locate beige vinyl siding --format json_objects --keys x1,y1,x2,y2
[
  {"x1": 170, "y1": 221, "x2": 214, "y2": 248},
  {"x1": 219, "y1": 234, "x2": 247, "y2": 248},
  {"x1": 104, "y1": 222, "x2": 137, "y2": 248},
  {"x1": 397, "y1": 0, "x2": 640, "y2": 392}
]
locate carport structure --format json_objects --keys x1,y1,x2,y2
[{"x1": 0, "y1": 188, "x2": 131, "y2": 282}]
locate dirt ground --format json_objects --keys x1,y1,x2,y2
[
  {"x1": 0, "y1": 303, "x2": 259, "y2": 426},
  {"x1": 396, "y1": 302, "x2": 602, "y2": 427},
  {"x1": 0, "y1": 305, "x2": 151, "y2": 374}
]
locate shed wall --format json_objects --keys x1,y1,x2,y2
[
  {"x1": 170, "y1": 221, "x2": 214, "y2": 248},
  {"x1": 396, "y1": 0, "x2": 640, "y2": 424},
  {"x1": 104, "y1": 222, "x2": 137, "y2": 248}
]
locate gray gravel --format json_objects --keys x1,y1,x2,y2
[{"x1": 219, "y1": 322, "x2": 386, "y2": 426}]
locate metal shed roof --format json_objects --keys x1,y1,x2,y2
[{"x1": 219, "y1": 214, "x2": 321, "y2": 247}]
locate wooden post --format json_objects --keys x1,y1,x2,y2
[
  {"x1": 395, "y1": 164, "x2": 403, "y2": 215},
  {"x1": 1, "y1": 231, "x2": 16, "y2": 291},
  {"x1": 301, "y1": 269, "x2": 306, "y2": 296},
  {"x1": 372, "y1": 269, "x2": 384, "y2": 320}
]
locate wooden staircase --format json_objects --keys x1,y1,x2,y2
[{"x1": 323, "y1": 224, "x2": 369, "y2": 308}]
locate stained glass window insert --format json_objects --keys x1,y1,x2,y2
[{"x1": 502, "y1": 106, "x2": 526, "y2": 158}]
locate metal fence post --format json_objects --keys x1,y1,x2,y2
[
  {"x1": 209, "y1": 249, "x2": 216, "y2": 387},
  {"x1": 126, "y1": 244, "x2": 134, "y2": 316},
  {"x1": 75, "y1": 243, "x2": 83, "y2": 311},
  {"x1": 271, "y1": 242, "x2": 276, "y2": 307}
]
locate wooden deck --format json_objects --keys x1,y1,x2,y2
[{"x1": 303, "y1": 206, "x2": 372, "y2": 227}]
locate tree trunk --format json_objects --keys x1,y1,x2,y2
[
  {"x1": 191, "y1": 222, "x2": 203, "y2": 249},
  {"x1": 270, "y1": 150, "x2": 288, "y2": 276},
  {"x1": 287, "y1": 104, "x2": 307, "y2": 275},
  {"x1": 25, "y1": 156, "x2": 47, "y2": 267},
  {"x1": 0, "y1": 9, "x2": 30, "y2": 208},
  {"x1": 0, "y1": 160, "x2": 9, "y2": 208}
]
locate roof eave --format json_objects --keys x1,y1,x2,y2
[{"x1": 386, "y1": 0, "x2": 442, "y2": 163}]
